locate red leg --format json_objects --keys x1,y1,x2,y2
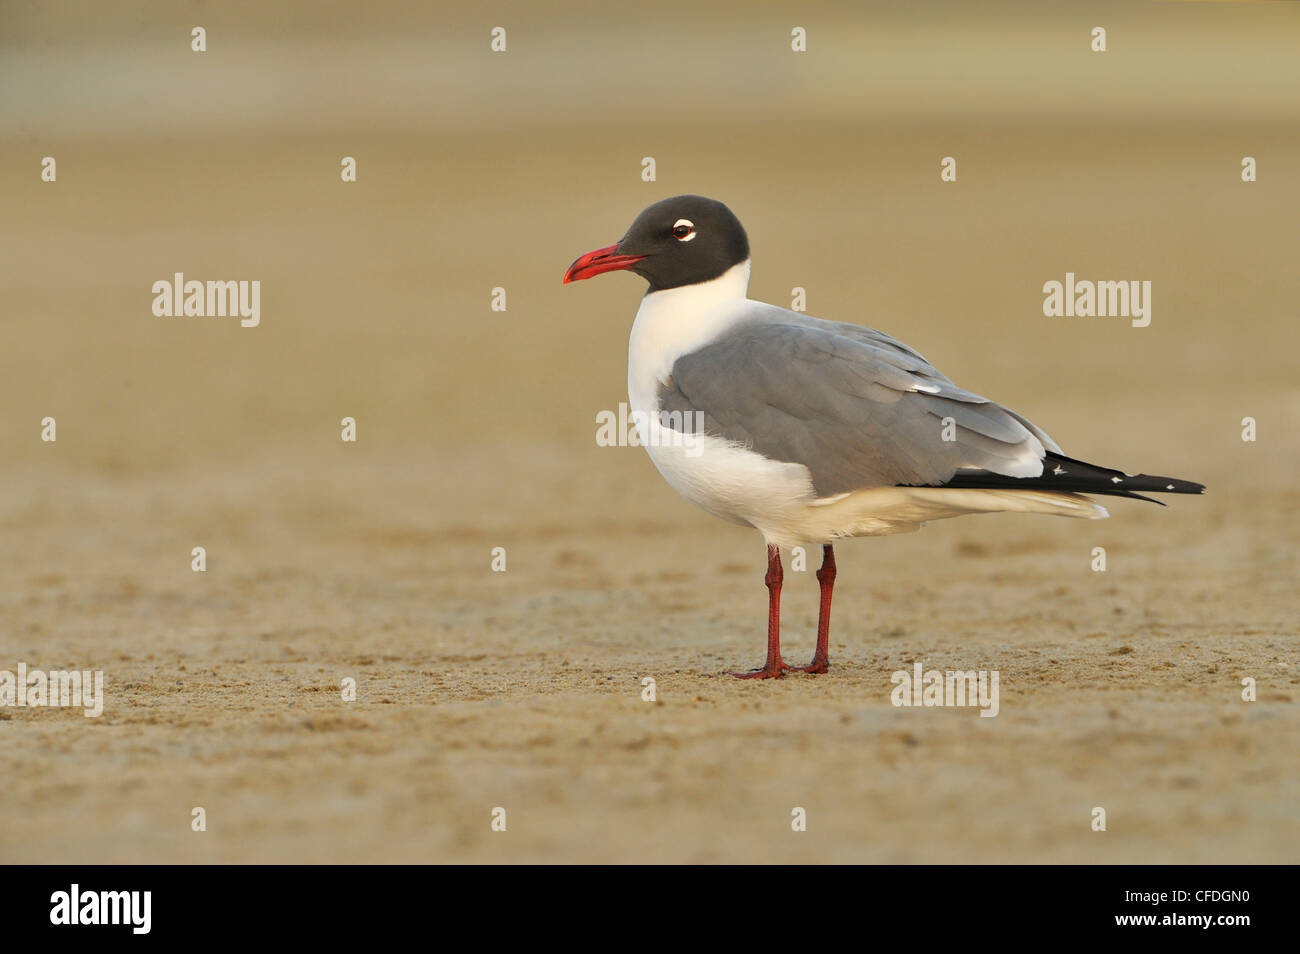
[
  {"x1": 732, "y1": 544, "x2": 789, "y2": 679},
  {"x1": 793, "y1": 544, "x2": 835, "y2": 674}
]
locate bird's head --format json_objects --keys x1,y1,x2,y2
[{"x1": 563, "y1": 195, "x2": 749, "y2": 293}]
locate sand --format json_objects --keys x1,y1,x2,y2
[{"x1": 1, "y1": 2, "x2": 1297, "y2": 863}]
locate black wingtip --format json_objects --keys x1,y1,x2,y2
[
  {"x1": 927, "y1": 453, "x2": 1206, "y2": 503},
  {"x1": 1125, "y1": 491, "x2": 1166, "y2": 506},
  {"x1": 1147, "y1": 475, "x2": 1206, "y2": 496}
]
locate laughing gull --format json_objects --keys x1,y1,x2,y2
[{"x1": 563, "y1": 195, "x2": 1205, "y2": 679}]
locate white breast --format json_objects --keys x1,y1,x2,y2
[
  {"x1": 625, "y1": 260, "x2": 823, "y2": 531},
  {"x1": 626, "y1": 259, "x2": 753, "y2": 414}
]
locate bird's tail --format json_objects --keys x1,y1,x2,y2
[{"x1": 935, "y1": 452, "x2": 1206, "y2": 506}]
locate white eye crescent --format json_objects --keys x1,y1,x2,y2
[{"x1": 671, "y1": 219, "x2": 696, "y2": 242}]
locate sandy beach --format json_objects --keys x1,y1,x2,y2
[{"x1": 1, "y1": 1, "x2": 1297, "y2": 864}]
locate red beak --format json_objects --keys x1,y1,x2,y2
[{"x1": 562, "y1": 244, "x2": 647, "y2": 284}]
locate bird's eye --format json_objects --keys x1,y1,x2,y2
[{"x1": 672, "y1": 219, "x2": 696, "y2": 242}]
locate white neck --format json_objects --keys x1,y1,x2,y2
[
  {"x1": 627, "y1": 260, "x2": 752, "y2": 411},
  {"x1": 646, "y1": 258, "x2": 751, "y2": 310}
]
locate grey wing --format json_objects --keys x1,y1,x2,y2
[{"x1": 660, "y1": 317, "x2": 1060, "y2": 498}]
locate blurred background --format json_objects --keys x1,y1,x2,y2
[{"x1": 1, "y1": 0, "x2": 1297, "y2": 863}]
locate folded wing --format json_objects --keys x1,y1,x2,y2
[{"x1": 660, "y1": 310, "x2": 1203, "y2": 502}]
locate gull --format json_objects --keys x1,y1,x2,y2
[{"x1": 564, "y1": 195, "x2": 1204, "y2": 678}]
